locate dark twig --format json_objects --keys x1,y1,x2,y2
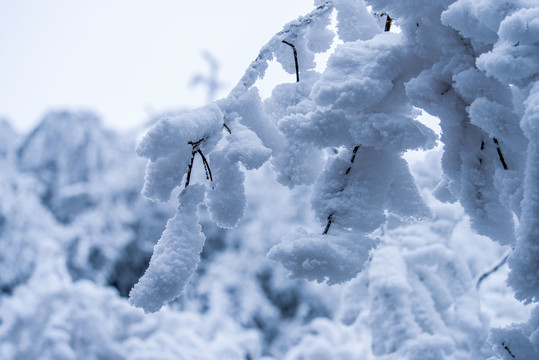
[
  {"x1": 188, "y1": 138, "x2": 206, "y2": 148},
  {"x1": 479, "y1": 140, "x2": 485, "y2": 165},
  {"x1": 346, "y1": 145, "x2": 361, "y2": 174},
  {"x1": 197, "y1": 149, "x2": 213, "y2": 181},
  {"x1": 185, "y1": 137, "x2": 212, "y2": 188},
  {"x1": 493, "y1": 138, "x2": 508, "y2": 170},
  {"x1": 324, "y1": 145, "x2": 361, "y2": 234},
  {"x1": 185, "y1": 152, "x2": 196, "y2": 187},
  {"x1": 384, "y1": 15, "x2": 392, "y2": 32},
  {"x1": 223, "y1": 123, "x2": 232, "y2": 134},
  {"x1": 502, "y1": 342, "x2": 516, "y2": 358},
  {"x1": 323, "y1": 213, "x2": 334, "y2": 235},
  {"x1": 282, "y1": 40, "x2": 300, "y2": 82},
  {"x1": 476, "y1": 251, "x2": 510, "y2": 289}
]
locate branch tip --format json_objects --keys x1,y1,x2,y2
[{"x1": 282, "y1": 40, "x2": 300, "y2": 82}]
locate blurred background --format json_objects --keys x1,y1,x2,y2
[{"x1": 0, "y1": 0, "x2": 312, "y2": 131}]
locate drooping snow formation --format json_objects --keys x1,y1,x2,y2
[
  {"x1": 127, "y1": 0, "x2": 538, "y2": 357},
  {"x1": 129, "y1": 185, "x2": 206, "y2": 313}
]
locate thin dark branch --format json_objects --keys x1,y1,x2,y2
[
  {"x1": 185, "y1": 151, "x2": 196, "y2": 188},
  {"x1": 384, "y1": 15, "x2": 392, "y2": 32},
  {"x1": 476, "y1": 252, "x2": 510, "y2": 289},
  {"x1": 188, "y1": 137, "x2": 206, "y2": 149},
  {"x1": 185, "y1": 136, "x2": 212, "y2": 187},
  {"x1": 325, "y1": 145, "x2": 361, "y2": 234},
  {"x1": 197, "y1": 149, "x2": 213, "y2": 181},
  {"x1": 323, "y1": 213, "x2": 334, "y2": 235},
  {"x1": 493, "y1": 138, "x2": 508, "y2": 170},
  {"x1": 502, "y1": 342, "x2": 516, "y2": 358},
  {"x1": 282, "y1": 40, "x2": 300, "y2": 82},
  {"x1": 350, "y1": 145, "x2": 360, "y2": 163},
  {"x1": 223, "y1": 123, "x2": 232, "y2": 134},
  {"x1": 231, "y1": 1, "x2": 332, "y2": 95},
  {"x1": 346, "y1": 145, "x2": 361, "y2": 174}
]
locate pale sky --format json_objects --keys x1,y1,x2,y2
[{"x1": 0, "y1": 0, "x2": 314, "y2": 132}]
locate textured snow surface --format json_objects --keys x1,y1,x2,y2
[
  {"x1": 268, "y1": 228, "x2": 378, "y2": 285},
  {"x1": 137, "y1": 104, "x2": 223, "y2": 203},
  {"x1": 1, "y1": 0, "x2": 538, "y2": 358},
  {"x1": 129, "y1": 185, "x2": 206, "y2": 313}
]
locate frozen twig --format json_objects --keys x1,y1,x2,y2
[
  {"x1": 197, "y1": 149, "x2": 213, "y2": 181},
  {"x1": 185, "y1": 137, "x2": 212, "y2": 188},
  {"x1": 282, "y1": 40, "x2": 300, "y2": 82},
  {"x1": 345, "y1": 145, "x2": 360, "y2": 175},
  {"x1": 476, "y1": 249, "x2": 511, "y2": 289},
  {"x1": 384, "y1": 15, "x2": 392, "y2": 32},
  {"x1": 185, "y1": 151, "x2": 196, "y2": 187},
  {"x1": 230, "y1": 0, "x2": 333, "y2": 96},
  {"x1": 493, "y1": 137, "x2": 508, "y2": 170},
  {"x1": 324, "y1": 145, "x2": 361, "y2": 234},
  {"x1": 502, "y1": 342, "x2": 516, "y2": 358},
  {"x1": 323, "y1": 213, "x2": 334, "y2": 235}
]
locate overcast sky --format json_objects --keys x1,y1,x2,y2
[{"x1": 0, "y1": 0, "x2": 314, "y2": 132}]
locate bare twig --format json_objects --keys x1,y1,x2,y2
[
  {"x1": 384, "y1": 15, "x2": 392, "y2": 32},
  {"x1": 476, "y1": 249, "x2": 510, "y2": 289},
  {"x1": 480, "y1": 138, "x2": 509, "y2": 169},
  {"x1": 197, "y1": 149, "x2": 213, "y2": 181},
  {"x1": 346, "y1": 145, "x2": 360, "y2": 174},
  {"x1": 502, "y1": 342, "x2": 516, "y2": 358},
  {"x1": 282, "y1": 40, "x2": 300, "y2": 82},
  {"x1": 223, "y1": 123, "x2": 232, "y2": 134},
  {"x1": 493, "y1": 137, "x2": 508, "y2": 170},
  {"x1": 323, "y1": 213, "x2": 334, "y2": 235},
  {"x1": 324, "y1": 145, "x2": 361, "y2": 235},
  {"x1": 185, "y1": 152, "x2": 196, "y2": 187},
  {"x1": 185, "y1": 137, "x2": 212, "y2": 188},
  {"x1": 479, "y1": 140, "x2": 485, "y2": 165}
]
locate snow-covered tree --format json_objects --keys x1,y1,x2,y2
[
  {"x1": 130, "y1": 0, "x2": 539, "y2": 358},
  {"x1": 0, "y1": 1, "x2": 537, "y2": 359}
]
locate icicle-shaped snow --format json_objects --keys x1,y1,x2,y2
[{"x1": 129, "y1": 185, "x2": 206, "y2": 313}]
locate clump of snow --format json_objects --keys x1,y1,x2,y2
[
  {"x1": 129, "y1": 185, "x2": 206, "y2": 313},
  {"x1": 268, "y1": 228, "x2": 378, "y2": 285},
  {"x1": 137, "y1": 104, "x2": 223, "y2": 203}
]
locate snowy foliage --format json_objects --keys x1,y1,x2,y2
[
  {"x1": 127, "y1": 0, "x2": 539, "y2": 358},
  {"x1": 1, "y1": 0, "x2": 538, "y2": 359}
]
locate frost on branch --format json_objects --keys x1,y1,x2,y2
[
  {"x1": 268, "y1": 228, "x2": 379, "y2": 285},
  {"x1": 266, "y1": 9, "x2": 435, "y2": 279},
  {"x1": 136, "y1": 104, "x2": 223, "y2": 203},
  {"x1": 131, "y1": 3, "x2": 336, "y2": 311},
  {"x1": 507, "y1": 80, "x2": 539, "y2": 303}
]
